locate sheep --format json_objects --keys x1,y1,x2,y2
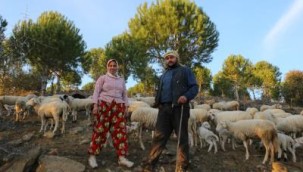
[
  {"x1": 188, "y1": 108, "x2": 212, "y2": 147},
  {"x1": 130, "y1": 107, "x2": 158, "y2": 150},
  {"x1": 38, "y1": 101, "x2": 70, "y2": 134},
  {"x1": 246, "y1": 107, "x2": 259, "y2": 116},
  {"x1": 26, "y1": 96, "x2": 71, "y2": 134},
  {"x1": 197, "y1": 122, "x2": 219, "y2": 153},
  {"x1": 276, "y1": 115, "x2": 303, "y2": 138},
  {"x1": 136, "y1": 96, "x2": 155, "y2": 107},
  {"x1": 15, "y1": 94, "x2": 37, "y2": 121},
  {"x1": 67, "y1": 97, "x2": 94, "y2": 122},
  {"x1": 264, "y1": 108, "x2": 285, "y2": 114},
  {"x1": 211, "y1": 110, "x2": 253, "y2": 126},
  {"x1": 253, "y1": 111, "x2": 277, "y2": 124},
  {"x1": 212, "y1": 101, "x2": 239, "y2": 111},
  {"x1": 194, "y1": 104, "x2": 211, "y2": 111},
  {"x1": 260, "y1": 104, "x2": 282, "y2": 112},
  {"x1": 0, "y1": 95, "x2": 22, "y2": 116},
  {"x1": 218, "y1": 119, "x2": 279, "y2": 164},
  {"x1": 128, "y1": 101, "x2": 150, "y2": 114},
  {"x1": 3, "y1": 104, "x2": 15, "y2": 116},
  {"x1": 276, "y1": 133, "x2": 296, "y2": 162}
]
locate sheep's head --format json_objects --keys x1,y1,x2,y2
[{"x1": 201, "y1": 122, "x2": 211, "y2": 129}]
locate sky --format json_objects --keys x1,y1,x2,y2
[{"x1": 1, "y1": 0, "x2": 303, "y2": 89}]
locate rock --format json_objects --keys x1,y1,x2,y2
[
  {"x1": 47, "y1": 148, "x2": 58, "y2": 156},
  {"x1": 7, "y1": 138, "x2": 23, "y2": 146},
  {"x1": 69, "y1": 127, "x2": 84, "y2": 134},
  {"x1": 43, "y1": 131, "x2": 55, "y2": 139},
  {"x1": 22, "y1": 131, "x2": 35, "y2": 141},
  {"x1": 0, "y1": 146, "x2": 41, "y2": 172},
  {"x1": 36, "y1": 155, "x2": 85, "y2": 172},
  {"x1": 79, "y1": 139, "x2": 90, "y2": 145}
]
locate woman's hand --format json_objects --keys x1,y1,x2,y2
[{"x1": 92, "y1": 104, "x2": 98, "y2": 115}]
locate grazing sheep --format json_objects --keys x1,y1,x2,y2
[
  {"x1": 194, "y1": 104, "x2": 211, "y2": 111},
  {"x1": 3, "y1": 104, "x2": 15, "y2": 116},
  {"x1": 67, "y1": 97, "x2": 94, "y2": 122},
  {"x1": 197, "y1": 122, "x2": 219, "y2": 153},
  {"x1": 130, "y1": 107, "x2": 158, "y2": 150},
  {"x1": 15, "y1": 94, "x2": 37, "y2": 121},
  {"x1": 218, "y1": 119, "x2": 279, "y2": 164},
  {"x1": 277, "y1": 133, "x2": 296, "y2": 162},
  {"x1": 260, "y1": 104, "x2": 282, "y2": 112},
  {"x1": 211, "y1": 110, "x2": 253, "y2": 126},
  {"x1": 128, "y1": 101, "x2": 150, "y2": 114},
  {"x1": 276, "y1": 115, "x2": 303, "y2": 138},
  {"x1": 0, "y1": 96, "x2": 22, "y2": 116},
  {"x1": 212, "y1": 101, "x2": 239, "y2": 111},
  {"x1": 136, "y1": 96, "x2": 155, "y2": 107},
  {"x1": 246, "y1": 107, "x2": 259, "y2": 116},
  {"x1": 26, "y1": 96, "x2": 71, "y2": 134},
  {"x1": 38, "y1": 101, "x2": 70, "y2": 134}
]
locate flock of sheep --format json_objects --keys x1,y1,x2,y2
[
  {"x1": 128, "y1": 97, "x2": 303, "y2": 165},
  {"x1": 1, "y1": 94, "x2": 303, "y2": 166}
]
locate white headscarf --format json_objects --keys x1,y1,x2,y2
[{"x1": 106, "y1": 59, "x2": 120, "y2": 78}]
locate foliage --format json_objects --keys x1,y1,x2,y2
[
  {"x1": 83, "y1": 48, "x2": 107, "y2": 80},
  {"x1": 221, "y1": 54, "x2": 253, "y2": 101},
  {"x1": 105, "y1": 32, "x2": 149, "y2": 81},
  {"x1": 193, "y1": 65, "x2": 212, "y2": 97},
  {"x1": 211, "y1": 71, "x2": 233, "y2": 98},
  {"x1": 281, "y1": 70, "x2": 303, "y2": 106},
  {"x1": 81, "y1": 82, "x2": 95, "y2": 92},
  {"x1": 252, "y1": 61, "x2": 281, "y2": 101},
  {"x1": 9, "y1": 11, "x2": 86, "y2": 94},
  {"x1": 128, "y1": 0, "x2": 219, "y2": 68}
]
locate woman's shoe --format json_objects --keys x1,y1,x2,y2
[
  {"x1": 118, "y1": 156, "x2": 134, "y2": 168},
  {"x1": 88, "y1": 155, "x2": 98, "y2": 168}
]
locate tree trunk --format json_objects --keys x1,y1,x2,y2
[
  {"x1": 40, "y1": 76, "x2": 48, "y2": 96},
  {"x1": 56, "y1": 75, "x2": 61, "y2": 94}
]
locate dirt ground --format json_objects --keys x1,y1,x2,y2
[{"x1": 1, "y1": 111, "x2": 303, "y2": 172}]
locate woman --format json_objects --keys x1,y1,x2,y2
[{"x1": 88, "y1": 59, "x2": 134, "y2": 168}]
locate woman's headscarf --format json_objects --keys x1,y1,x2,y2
[{"x1": 106, "y1": 59, "x2": 119, "y2": 78}]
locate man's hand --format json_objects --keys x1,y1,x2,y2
[{"x1": 178, "y1": 96, "x2": 187, "y2": 104}]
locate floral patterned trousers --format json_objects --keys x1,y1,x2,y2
[{"x1": 88, "y1": 100, "x2": 129, "y2": 157}]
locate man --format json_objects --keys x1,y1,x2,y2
[{"x1": 143, "y1": 51, "x2": 198, "y2": 172}]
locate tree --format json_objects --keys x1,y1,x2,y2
[
  {"x1": 281, "y1": 70, "x2": 303, "y2": 106},
  {"x1": 10, "y1": 11, "x2": 86, "y2": 95},
  {"x1": 253, "y1": 61, "x2": 281, "y2": 101},
  {"x1": 221, "y1": 55, "x2": 253, "y2": 101},
  {"x1": 128, "y1": 0, "x2": 219, "y2": 68},
  {"x1": 83, "y1": 48, "x2": 107, "y2": 81},
  {"x1": 211, "y1": 71, "x2": 233, "y2": 98},
  {"x1": 105, "y1": 33, "x2": 149, "y2": 81},
  {"x1": 193, "y1": 65, "x2": 212, "y2": 99}
]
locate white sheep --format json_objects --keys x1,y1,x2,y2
[
  {"x1": 0, "y1": 95, "x2": 22, "y2": 116},
  {"x1": 277, "y1": 133, "x2": 296, "y2": 162},
  {"x1": 197, "y1": 122, "x2": 219, "y2": 153},
  {"x1": 246, "y1": 107, "x2": 259, "y2": 116},
  {"x1": 212, "y1": 110, "x2": 253, "y2": 126},
  {"x1": 38, "y1": 101, "x2": 70, "y2": 134},
  {"x1": 67, "y1": 97, "x2": 94, "y2": 122},
  {"x1": 253, "y1": 111, "x2": 277, "y2": 124},
  {"x1": 276, "y1": 115, "x2": 303, "y2": 138},
  {"x1": 136, "y1": 96, "x2": 155, "y2": 107},
  {"x1": 26, "y1": 97, "x2": 71, "y2": 134},
  {"x1": 15, "y1": 94, "x2": 37, "y2": 121},
  {"x1": 128, "y1": 101, "x2": 150, "y2": 114},
  {"x1": 194, "y1": 104, "x2": 211, "y2": 111},
  {"x1": 130, "y1": 107, "x2": 158, "y2": 150},
  {"x1": 188, "y1": 108, "x2": 212, "y2": 147},
  {"x1": 260, "y1": 104, "x2": 282, "y2": 112},
  {"x1": 213, "y1": 101, "x2": 239, "y2": 111},
  {"x1": 218, "y1": 119, "x2": 279, "y2": 164}
]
